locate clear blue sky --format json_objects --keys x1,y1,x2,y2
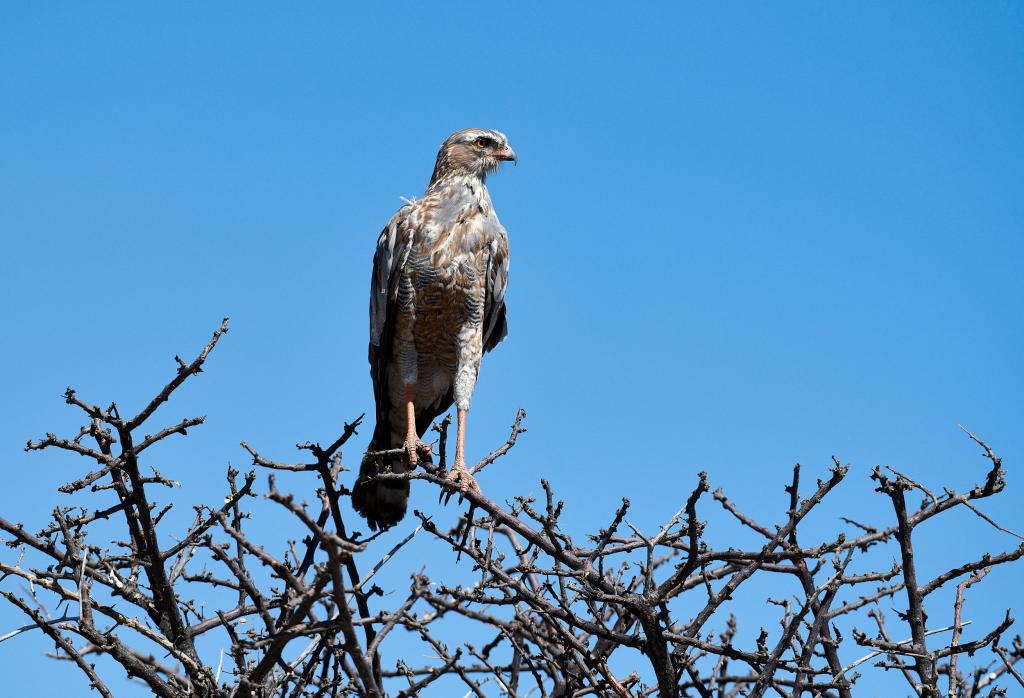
[{"x1": 1, "y1": 3, "x2": 1022, "y2": 695}]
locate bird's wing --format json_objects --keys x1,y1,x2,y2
[
  {"x1": 368, "y1": 205, "x2": 416, "y2": 443},
  {"x1": 482, "y1": 233, "x2": 510, "y2": 353}
]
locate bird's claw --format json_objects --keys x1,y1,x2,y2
[
  {"x1": 403, "y1": 439, "x2": 432, "y2": 470},
  {"x1": 441, "y1": 459, "x2": 480, "y2": 504}
]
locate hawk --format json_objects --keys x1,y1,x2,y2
[{"x1": 352, "y1": 128, "x2": 516, "y2": 531}]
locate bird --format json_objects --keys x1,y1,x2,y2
[{"x1": 351, "y1": 128, "x2": 516, "y2": 531}]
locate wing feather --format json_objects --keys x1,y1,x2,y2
[
  {"x1": 368, "y1": 207, "x2": 415, "y2": 443},
  {"x1": 482, "y1": 235, "x2": 510, "y2": 352}
]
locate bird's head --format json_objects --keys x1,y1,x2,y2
[{"x1": 429, "y1": 128, "x2": 516, "y2": 185}]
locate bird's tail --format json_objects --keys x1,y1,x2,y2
[{"x1": 351, "y1": 423, "x2": 410, "y2": 531}]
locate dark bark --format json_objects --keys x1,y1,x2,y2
[{"x1": 2, "y1": 321, "x2": 1022, "y2": 697}]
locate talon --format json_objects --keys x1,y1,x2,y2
[
  {"x1": 404, "y1": 438, "x2": 433, "y2": 470},
  {"x1": 404, "y1": 439, "x2": 419, "y2": 469},
  {"x1": 445, "y1": 458, "x2": 481, "y2": 495}
]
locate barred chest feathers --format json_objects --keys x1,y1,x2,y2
[{"x1": 393, "y1": 176, "x2": 507, "y2": 411}]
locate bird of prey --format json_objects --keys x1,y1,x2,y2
[{"x1": 352, "y1": 128, "x2": 516, "y2": 531}]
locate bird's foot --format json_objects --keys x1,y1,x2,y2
[
  {"x1": 403, "y1": 438, "x2": 432, "y2": 470},
  {"x1": 444, "y1": 458, "x2": 481, "y2": 498}
]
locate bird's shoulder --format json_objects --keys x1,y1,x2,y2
[
  {"x1": 378, "y1": 182, "x2": 508, "y2": 267},
  {"x1": 376, "y1": 198, "x2": 425, "y2": 246}
]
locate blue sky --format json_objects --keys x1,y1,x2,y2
[{"x1": 1, "y1": 3, "x2": 1022, "y2": 695}]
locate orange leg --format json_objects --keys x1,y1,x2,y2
[
  {"x1": 446, "y1": 408, "x2": 480, "y2": 493},
  {"x1": 403, "y1": 385, "x2": 419, "y2": 469},
  {"x1": 402, "y1": 385, "x2": 433, "y2": 469}
]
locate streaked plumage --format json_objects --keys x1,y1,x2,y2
[{"x1": 352, "y1": 128, "x2": 516, "y2": 530}]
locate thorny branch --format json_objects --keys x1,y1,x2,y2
[{"x1": 2, "y1": 320, "x2": 1022, "y2": 696}]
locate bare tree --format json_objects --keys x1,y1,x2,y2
[{"x1": 2, "y1": 320, "x2": 1022, "y2": 696}]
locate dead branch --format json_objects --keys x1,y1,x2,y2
[{"x1": 2, "y1": 321, "x2": 1020, "y2": 697}]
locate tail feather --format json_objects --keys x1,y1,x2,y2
[
  {"x1": 352, "y1": 393, "x2": 448, "y2": 531},
  {"x1": 351, "y1": 464, "x2": 408, "y2": 532},
  {"x1": 351, "y1": 423, "x2": 410, "y2": 531}
]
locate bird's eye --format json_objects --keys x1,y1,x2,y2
[{"x1": 474, "y1": 137, "x2": 489, "y2": 148}]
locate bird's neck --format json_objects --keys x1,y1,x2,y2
[
  {"x1": 425, "y1": 173, "x2": 491, "y2": 206},
  {"x1": 427, "y1": 170, "x2": 488, "y2": 194}
]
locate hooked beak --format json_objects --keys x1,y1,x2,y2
[{"x1": 496, "y1": 144, "x2": 517, "y2": 162}]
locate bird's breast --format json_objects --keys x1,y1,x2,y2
[{"x1": 402, "y1": 221, "x2": 490, "y2": 355}]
